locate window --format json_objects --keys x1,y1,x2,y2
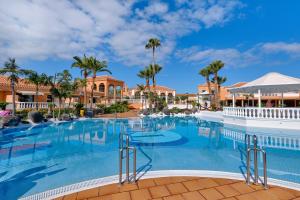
[
  {"x1": 108, "y1": 84, "x2": 114, "y2": 97},
  {"x1": 99, "y1": 83, "x2": 105, "y2": 92}
]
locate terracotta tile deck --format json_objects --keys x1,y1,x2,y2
[{"x1": 57, "y1": 176, "x2": 300, "y2": 200}]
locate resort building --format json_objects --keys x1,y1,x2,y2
[
  {"x1": 86, "y1": 75, "x2": 125, "y2": 104},
  {"x1": 198, "y1": 79, "x2": 300, "y2": 108},
  {"x1": 0, "y1": 75, "x2": 125, "y2": 109},
  {"x1": 127, "y1": 85, "x2": 176, "y2": 104}
]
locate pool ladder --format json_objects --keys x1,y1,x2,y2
[
  {"x1": 245, "y1": 134, "x2": 268, "y2": 189},
  {"x1": 119, "y1": 131, "x2": 137, "y2": 184}
]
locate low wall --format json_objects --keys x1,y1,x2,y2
[{"x1": 223, "y1": 115, "x2": 300, "y2": 130}]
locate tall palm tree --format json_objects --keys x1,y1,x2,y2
[
  {"x1": 212, "y1": 76, "x2": 227, "y2": 107},
  {"x1": 72, "y1": 55, "x2": 91, "y2": 108},
  {"x1": 137, "y1": 67, "x2": 152, "y2": 89},
  {"x1": 137, "y1": 84, "x2": 146, "y2": 109},
  {"x1": 199, "y1": 66, "x2": 212, "y2": 95},
  {"x1": 0, "y1": 58, "x2": 32, "y2": 115},
  {"x1": 145, "y1": 38, "x2": 161, "y2": 67},
  {"x1": 74, "y1": 78, "x2": 86, "y2": 104},
  {"x1": 209, "y1": 60, "x2": 225, "y2": 108},
  {"x1": 26, "y1": 72, "x2": 49, "y2": 110},
  {"x1": 89, "y1": 57, "x2": 111, "y2": 108},
  {"x1": 149, "y1": 64, "x2": 162, "y2": 88},
  {"x1": 137, "y1": 67, "x2": 153, "y2": 110}
]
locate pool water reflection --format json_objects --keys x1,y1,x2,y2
[{"x1": 1, "y1": 117, "x2": 300, "y2": 199}]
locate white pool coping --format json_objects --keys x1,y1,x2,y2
[{"x1": 20, "y1": 170, "x2": 300, "y2": 200}]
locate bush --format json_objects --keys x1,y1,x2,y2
[
  {"x1": 170, "y1": 107, "x2": 181, "y2": 114},
  {"x1": 104, "y1": 101, "x2": 129, "y2": 114},
  {"x1": 0, "y1": 116, "x2": 21, "y2": 127},
  {"x1": 162, "y1": 108, "x2": 170, "y2": 115},
  {"x1": 28, "y1": 111, "x2": 44, "y2": 123},
  {"x1": 74, "y1": 103, "x2": 84, "y2": 116},
  {"x1": 0, "y1": 102, "x2": 8, "y2": 110}
]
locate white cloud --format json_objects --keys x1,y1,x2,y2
[
  {"x1": 0, "y1": 0, "x2": 243, "y2": 66},
  {"x1": 176, "y1": 42, "x2": 300, "y2": 68}
]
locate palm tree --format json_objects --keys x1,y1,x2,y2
[
  {"x1": 0, "y1": 58, "x2": 32, "y2": 115},
  {"x1": 74, "y1": 78, "x2": 86, "y2": 104},
  {"x1": 26, "y1": 72, "x2": 50, "y2": 110},
  {"x1": 149, "y1": 64, "x2": 162, "y2": 88},
  {"x1": 137, "y1": 67, "x2": 152, "y2": 89},
  {"x1": 209, "y1": 60, "x2": 225, "y2": 108},
  {"x1": 72, "y1": 55, "x2": 91, "y2": 108},
  {"x1": 137, "y1": 84, "x2": 146, "y2": 109},
  {"x1": 137, "y1": 67, "x2": 153, "y2": 110},
  {"x1": 50, "y1": 70, "x2": 72, "y2": 118},
  {"x1": 89, "y1": 57, "x2": 111, "y2": 108},
  {"x1": 145, "y1": 38, "x2": 161, "y2": 67},
  {"x1": 199, "y1": 66, "x2": 213, "y2": 95},
  {"x1": 212, "y1": 76, "x2": 227, "y2": 107}
]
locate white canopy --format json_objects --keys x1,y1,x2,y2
[{"x1": 229, "y1": 72, "x2": 300, "y2": 93}]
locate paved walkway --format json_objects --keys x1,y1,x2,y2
[{"x1": 56, "y1": 176, "x2": 300, "y2": 200}]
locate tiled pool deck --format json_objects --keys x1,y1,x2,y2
[{"x1": 56, "y1": 176, "x2": 300, "y2": 200}]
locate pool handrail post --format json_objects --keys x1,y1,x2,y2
[
  {"x1": 253, "y1": 135, "x2": 259, "y2": 184},
  {"x1": 246, "y1": 148, "x2": 251, "y2": 185},
  {"x1": 126, "y1": 135, "x2": 130, "y2": 183},
  {"x1": 263, "y1": 150, "x2": 268, "y2": 189}
]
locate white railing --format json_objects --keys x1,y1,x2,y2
[
  {"x1": 223, "y1": 107, "x2": 300, "y2": 120},
  {"x1": 15, "y1": 102, "x2": 50, "y2": 109}
]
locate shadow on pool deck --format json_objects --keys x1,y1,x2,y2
[{"x1": 0, "y1": 165, "x2": 65, "y2": 200}]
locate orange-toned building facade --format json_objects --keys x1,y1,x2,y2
[
  {"x1": 198, "y1": 82, "x2": 300, "y2": 107},
  {"x1": 0, "y1": 75, "x2": 125, "y2": 108}
]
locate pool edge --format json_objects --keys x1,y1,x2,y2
[{"x1": 19, "y1": 170, "x2": 300, "y2": 200}]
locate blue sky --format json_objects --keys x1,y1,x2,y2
[{"x1": 1, "y1": 0, "x2": 300, "y2": 93}]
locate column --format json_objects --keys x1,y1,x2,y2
[
  {"x1": 232, "y1": 93, "x2": 235, "y2": 108},
  {"x1": 166, "y1": 93, "x2": 168, "y2": 104},
  {"x1": 173, "y1": 91, "x2": 176, "y2": 104},
  {"x1": 258, "y1": 89, "x2": 261, "y2": 108}
]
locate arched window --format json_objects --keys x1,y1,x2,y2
[
  {"x1": 93, "y1": 84, "x2": 97, "y2": 90},
  {"x1": 108, "y1": 84, "x2": 114, "y2": 97},
  {"x1": 116, "y1": 86, "x2": 122, "y2": 97},
  {"x1": 99, "y1": 83, "x2": 105, "y2": 92}
]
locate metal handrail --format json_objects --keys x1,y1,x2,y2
[
  {"x1": 245, "y1": 134, "x2": 268, "y2": 189},
  {"x1": 119, "y1": 132, "x2": 137, "y2": 184}
]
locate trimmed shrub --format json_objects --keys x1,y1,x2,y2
[
  {"x1": 162, "y1": 108, "x2": 170, "y2": 115},
  {"x1": 0, "y1": 102, "x2": 8, "y2": 110},
  {"x1": 28, "y1": 111, "x2": 44, "y2": 123},
  {"x1": 0, "y1": 116, "x2": 20, "y2": 127}
]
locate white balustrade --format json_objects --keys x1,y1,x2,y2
[
  {"x1": 15, "y1": 102, "x2": 50, "y2": 110},
  {"x1": 223, "y1": 107, "x2": 300, "y2": 120}
]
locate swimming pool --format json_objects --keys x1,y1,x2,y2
[{"x1": 1, "y1": 117, "x2": 300, "y2": 199}]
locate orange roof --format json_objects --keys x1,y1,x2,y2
[
  {"x1": 0, "y1": 75, "x2": 51, "y2": 92},
  {"x1": 130, "y1": 85, "x2": 175, "y2": 92},
  {"x1": 87, "y1": 75, "x2": 124, "y2": 83}
]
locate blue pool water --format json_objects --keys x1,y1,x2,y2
[{"x1": 1, "y1": 117, "x2": 300, "y2": 199}]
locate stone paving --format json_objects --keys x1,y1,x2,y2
[{"x1": 56, "y1": 176, "x2": 300, "y2": 200}]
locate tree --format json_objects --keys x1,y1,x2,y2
[
  {"x1": 89, "y1": 57, "x2": 111, "y2": 108},
  {"x1": 72, "y1": 55, "x2": 91, "y2": 108},
  {"x1": 136, "y1": 84, "x2": 146, "y2": 109},
  {"x1": 145, "y1": 38, "x2": 161, "y2": 67},
  {"x1": 199, "y1": 66, "x2": 213, "y2": 95},
  {"x1": 149, "y1": 64, "x2": 162, "y2": 88},
  {"x1": 209, "y1": 60, "x2": 225, "y2": 108},
  {"x1": 0, "y1": 58, "x2": 32, "y2": 115},
  {"x1": 211, "y1": 76, "x2": 227, "y2": 107},
  {"x1": 137, "y1": 67, "x2": 153, "y2": 110},
  {"x1": 26, "y1": 72, "x2": 50, "y2": 110},
  {"x1": 137, "y1": 67, "x2": 152, "y2": 89},
  {"x1": 74, "y1": 78, "x2": 86, "y2": 104}
]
